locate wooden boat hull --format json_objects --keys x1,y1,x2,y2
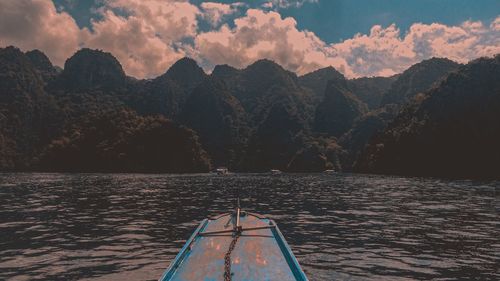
[{"x1": 159, "y1": 212, "x2": 308, "y2": 281}]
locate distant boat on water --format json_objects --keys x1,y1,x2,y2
[
  {"x1": 158, "y1": 205, "x2": 308, "y2": 281},
  {"x1": 270, "y1": 169, "x2": 282, "y2": 174},
  {"x1": 324, "y1": 169, "x2": 336, "y2": 173},
  {"x1": 215, "y1": 167, "x2": 229, "y2": 175}
]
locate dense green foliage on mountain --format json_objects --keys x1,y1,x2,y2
[
  {"x1": 0, "y1": 45, "x2": 498, "y2": 178},
  {"x1": 380, "y1": 58, "x2": 460, "y2": 106},
  {"x1": 38, "y1": 109, "x2": 211, "y2": 173},
  {"x1": 349, "y1": 75, "x2": 398, "y2": 109},
  {"x1": 127, "y1": 58, "x2": 207, "y2": 119},
  {"x1": 338, "y1": 58, "x2": 463, "y2": 169},
  {"x1": 25, "y1": 49, "x2": 59, "y2": 82},
  {"x1": 299, "y1": 66, "x2": 346, "y2": 99},
  {"x1": 314, "y1": 80, "x2": 368, "y2": 137},
  {"x1": 355, "y1": 55, "x2": 500, "y2": 179},
  {"x1": 179, "y1": 77, "x2": 249, "y2": 167},
  {"x1": 0, "y1": 47, "x2": 60, "y2": 169},
  {"x1": 56, "y1": 48, "x2": 127, "y2": 92}
]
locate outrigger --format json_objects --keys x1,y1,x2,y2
[{"x1": 158, "y1": 200, "x2": 308, "y2": 281}]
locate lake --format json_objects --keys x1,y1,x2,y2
[{"x1": 0, "y1": 173, "x2": 498, "y2": 280}]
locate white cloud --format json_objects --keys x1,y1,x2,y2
[
  {"x1": 0, "y1": 0, "x2": 87, "y2": 66},
  {"x1": 331, "y1": 19, "x2": 500, "y2": 77},
  {"x1": 200, "y1": 2, "x2": 244, "y2": 27},
  {"x1": 196, "y1": 9, "x2": 500, "y2": 77},
  {"x1": 262, "y1": 0, "x2": 319, "y2": 9},
  {"x1": 0, "y1": 0, "x2": 498, "y2": 79},
  {"x1": 195, "y1": 9, "x2": 349, "y2": 76},
  {"x1": 83, "y1": 0, "x2": 201, "y2": 78}
]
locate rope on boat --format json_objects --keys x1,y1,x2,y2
[
  {"x1": 224, "y1": 205, "x2": 242, "y2": 281},
  {"x1": 223, "y1": 228, "x2": 241, "y2": 281}
]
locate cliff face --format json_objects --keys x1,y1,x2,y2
[
  {"x1": 355, "y1": 55, "x2": 500, "y2": 179},
  {"x1": 334, "y1": 58, "x2": 460, "y2": 170},
  {"x1": 25, "y1": 49, "x2": 59, "y2": 82},
  {"x1": 0, "y1": 47, "x2": 59, "y2": 169},
  {"x1": 179, "y1": 77, "x2": 249, "y2": 168},
  {"x1": 380, "y1": 57, "x2": 460, "y2": 107},
  {"x1": 314, "y1": 81, "x2": 368, "y2": 137},
  {"x1": 299, "y1": 66, "x2": 347, "y2": 98},
  {"x1": 348, "y1": 75, "x2": 398, "y2": 109},
  {"x1": 38, "y1": 109, "x2": 211, "y2": 173},
  {"x1": 2, "y1": 45, "x2": 499, "y2": 177},
  {"x1": 58, "y1": 48, "x2": 127, "y2": 92}
]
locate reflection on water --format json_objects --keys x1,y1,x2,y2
[{"x1": 0, "y1": 173, "x2": 498, "y2": 280}]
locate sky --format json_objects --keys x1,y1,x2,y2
[{"x1": 0, "y1": 0, "x2": 499, "y2": 78}]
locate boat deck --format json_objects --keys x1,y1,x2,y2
[{"x1": 159, "y1": 212, "x2": 307, "y2": 281}]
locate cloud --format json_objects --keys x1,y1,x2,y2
[
  {"x1": 200, "y1": 2, "x2": 244, "y2": 27},
  {"x1": 331, "y1": 19, "x2": 500, "y2": 77},
  {"x1": 0, "y1": 0, "x2": 498, "y2": 79},
  {"x1": 196, "y1": 9, "x2": 500, "y2": 77},
  {"x1": 195, "y1": 9, "x2": 349, "y2": 76},
  {"x1": 0, "y1": 0, "x2": 87, "y2": 66},
  {"x1": 83, "y1": 0, "x2": 201, "y2": 78},
  {"x1": 262, "y1": 0, "x2": 319, "y2": 9}
]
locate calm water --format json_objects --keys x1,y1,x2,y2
[{"x1": 0, "y1": 173, "x2": 498, "y2": 281}]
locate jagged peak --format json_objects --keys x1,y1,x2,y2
[
  {"x1": 25, "y1": 49, "x2": 55, "y2": 73},
  {"x1": 0, "y1": 45, "x2": 22, "y2": 53},
  {"x1": 64, "y1": 48, "x2": 125, "y2": 74},
  {"x1": 60, "y1": 48, "x2": 126, "y2": 91},
  {"x1": 246, "y1": 58, "x2": 284, "y2": 71},
  {"x1": 0, "y1": 46, "x2": 29, "y2": 63},
  {"x1": 301, "y1": 65, "x2": 345, "y2": 80},
  {"x1": 165, "y1": 57, "x2": 205, "y2": 76},
  {"x1": 159, "y1": 57, "x2": 206, "y2": 90},
  {"x1": 243, "y1": 58, "x2": 298, "y2": 83},
  {"x1": 402, "y1": 57, "x2": 460, "y2": 74},
  {"x1": 212, "y1": 64, "x2": 240, "y2": 77},
  {"x1": 0, "y1": 46, "x2": 37, "y2": 70},
  {"x1": 25, "y1": 49, "x2": 51, "y2": 63}
]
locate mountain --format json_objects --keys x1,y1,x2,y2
[
  {"x1": 212, "y1": 64, "x2": 240, "y2": 81},
  {"x1": 128, "y1": 57, "x2": 206, "y2": 119},
  {"x1": 1, "y1": 45, "x2": 498, "y2": 177},
  {"x1": 380, "y1": 57, "x2": 460, "y2": 106},
  {"x1": 348, "y1": 75, "x2": 398, "y2": 109},
  {"x1": 299, "y1": 67, "x2": 396, "y2": 110},
  {"x1": 286, "y1": 136, "x2": 345, "y2": 172},
  {"x1": 38, "y1": 109, "x2": 211, "y2": 173},
  {"x1": 242, "y1": 103, "x2": 305, "y2": 171},
  {"x1": 339, "y1": 104, "x2": 399, "y2": 169},
  {"x1": 128, "y1": 78, "x2": 185, "y2": 118},
  {"x1": 0, "y1": 47, "x2": 212, "y2": 172},
  {"x1": 314, "y1": 80, "x2": 368, "y2": 137},
  {"x1": 25, "y1": 49, "x2": 59, "y2": 82},
  {"x1": 179, "y1": 77, "x2": 249, "y2": 168},
  {"x1": 212, "y1": 59, "x2": 316, "y2": 170},
  {"x1": 213, "y1": 59, "x2": 314, "y2": 126},
  {"x1": 335, "y1": 58, "x2": 460, "y2": 169},
  {"x1": 355, "y1": 55, "x2": 500, "y2": 179},
  {"x1": 161, "y1": 57, "x2": 207, "y2": 93},
  {"x1": 299, "y1": 66, "x2": 347, "y2": 98},
  {"x1": 0, "y1": 46, "x2": 59, "y2": 169},
  {"x1": 56, "y1": 48, "x2": 127, "y2": 92}
]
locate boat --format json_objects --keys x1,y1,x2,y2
[
  {"x1": 158, "y1": 205, "x2": 308, "y2": 281},
  {"x1": 324, "y1": 169, "x2": 335, "y2": 173},
  {"x1": 270, "y1": 169, "x2": 282, "y2": 174},
  {"x1": 215, "y1": 167, "x2": 229, "y2": 175}
]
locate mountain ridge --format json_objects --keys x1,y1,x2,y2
[{"x1": 1, "y1": 45, "x2": 498, "y2": 178}]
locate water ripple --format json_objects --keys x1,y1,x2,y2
[{"x1": 0, "y1": 173, "x2": 498, "y2": 280}]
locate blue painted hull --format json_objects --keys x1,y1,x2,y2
[{"x1": 159, "y1": 212, "x2": 308, "y2": 281}]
